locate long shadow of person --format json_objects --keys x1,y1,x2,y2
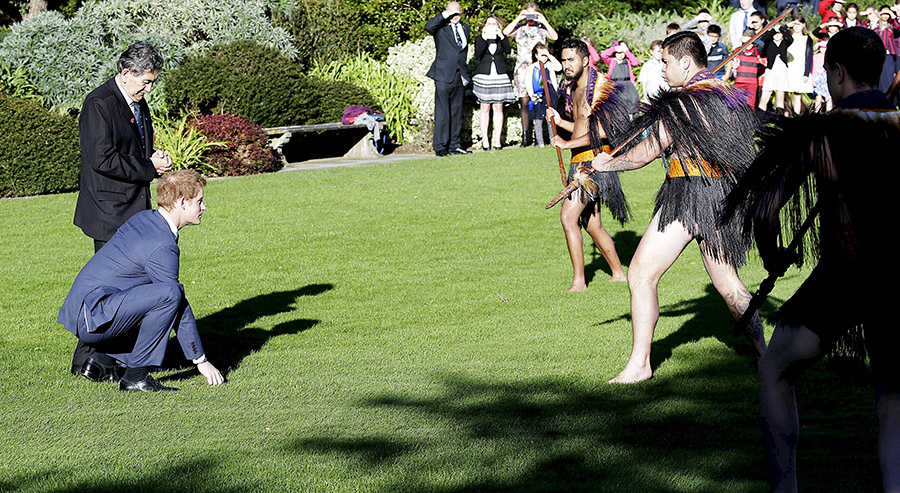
[{"x1": 160, "y1": 283, "x2": 333, "y2": 379}]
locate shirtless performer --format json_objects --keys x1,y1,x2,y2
[
  {"x1": 546, "y1": 38, "x2": 630, "y2": 291},
  {"x1": 585, "y1": 31, "x2": 766, "y2": 383},
  {"x1": 724, "y1": 27, "x2": 899, "y2": 491}
]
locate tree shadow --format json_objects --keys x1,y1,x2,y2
[
  {"x1": 160, "y1": 284, "x2": 332, "y2": 379},
  {"x1": 584, "y1": 230, "x2": 640, "y2": 285}
]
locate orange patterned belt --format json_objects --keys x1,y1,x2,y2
[
  {"x1": 570, "y1": 146, "x2": 611, "y2": 164},
  {"x1": 668, "y1": 157, "x2": 721, "y2": 178}
]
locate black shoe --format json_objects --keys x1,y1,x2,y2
[
  {"x1": 119, "y1": 375, "x2": 179, "y2": 392},
  {"x1": 449, "y1": 148, "x2": 471, "y2": 155},
  {"x1": 482, "y1": 144, "x2": 490, "y2": 151},
  {"x1": 435, "y1": 150, "x2": 448, "y2": 157},
  {"x1": 80, "y1": 358, "x2": 122, "y2": 383}
]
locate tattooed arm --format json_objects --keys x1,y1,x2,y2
[{"x1": 591, "y1": 121, "x2": 673, "y2": 172}]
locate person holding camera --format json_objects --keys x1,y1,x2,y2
[
  {"x1": 473, "y1": 15, "x2": 515, "y2": 151},
  {"x1": 425, "y1": 1, "x2": 472, "y2": 156},
  {"x1": 503, "y1": 2, "x2": 558, "y2": 147}
]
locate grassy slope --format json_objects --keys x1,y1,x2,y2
[{"x1": 0, "y1": 147, "x2": 878, "y2": 491}]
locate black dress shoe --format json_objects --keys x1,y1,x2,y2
[
  {"x1": 80, "y1": 358, "x2": 122, "y2": 383},
  {"x1": 449, "y1": 148, "x2": 471, "y2": 155},
  {"x1": 119, "y1": 375, "x2": 179, "y2": 392},
  {"x1": 435, "y1": 150, "x2": 448, "y2": 157}
]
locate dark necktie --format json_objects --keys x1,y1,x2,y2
[
  {"x1": 131, "y1": 102, "x2": 145, "y2": 142},
  {"x1": 453, "y1": 24, "x2": 463, "y2": 49}
]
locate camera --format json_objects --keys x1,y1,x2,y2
[{"x1": 525, "y1": 13, "x2": 537, "y2": 21}]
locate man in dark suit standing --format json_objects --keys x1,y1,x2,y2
[
  {"x1": 59, "y1": 170, "x2": 225, "y2": 392},
  {"x1": 70, "y1": 41, "x2": 172, "y2": 375},
  {"x1": 425, "y1": 1, "x2": 472, "y2": 156}
]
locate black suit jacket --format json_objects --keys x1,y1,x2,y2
[
  {"x1": 425, "y1": 14, "x2": 471, "y2": 83},
  {"x1": 474, "y1": 35, "x2": 511, "y2": 75},
  {"x1": 74, "y1": 77, "x2": 157, "y2": 242}
]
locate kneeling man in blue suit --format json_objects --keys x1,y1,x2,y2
[{"x1": 58, "y1": 170, "x2": 225, "y2": 392}]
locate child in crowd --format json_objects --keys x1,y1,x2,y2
[
  {"x1": 526, "y1": 43, "x2": 561, "y2": 148},
  {"x1": 601, "y1": 41, "x2": 641, "y2": 113},
  {"x1": 731, "y1": 29, "x2": 766, "y2": 108},
  {"x1": 683, "y1": 9, "x2": 720, "y2": 51},
  {"x1": 706, "y1": 25, "x2": 732, "y2": 79},
  {"x1": 819, "y1": 0, "x2": 845, "y2": 24},
  {"x1": 843, "y1": 2, "x2": 864, "y2": 26},
  {"x1": 666, "y1": 23, "x2": 681, "y2": 36},
  {"x1": 638, "y1": 40, "x2": 668, "y2": 102},
  {"x1": 811, "y1": 34, "x2": 833, "y2": 111}
]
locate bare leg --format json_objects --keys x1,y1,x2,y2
[
  {"x1": 758, "y1": 322, "x2": 821, "y2": 492},
  {"x1": 877, "y1": 384, "x2": 900, "y2": 492},
  {"x1": 583, "y1": 209, "x2": 626, "y2": 282},
  {"x1": 609, "y1": 213, "x2": 693, "y2": 383},
  {"x1": 791, "y1": 93, "x2": 802, "y2": 115},
  {"x1": 560, "y1": 192, "x2": 590, "y2": 291},
  {"x1": 699, "y1": 246, "x2": 766, "y2": 358},
  {"x1": 479, "y1": 102, "x2": 490, "y2": 149},
  {"x1": 759, "y1": 90, "x2": 773, "y2": 111},
  {"x1": 775, "y1": 91, "x2": 786, "y2": 116},
  {"x1": 519, "y1": 96, "x2": 530, "y2": 145},
  {"x1": 491, "y1": 103, "x2": 504, "y2": 148},
  {"x1": 534, "y1": 118, "x2": 545, "y2": 147}
]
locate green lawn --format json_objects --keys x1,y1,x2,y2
[{"x1": 0, "y1": 148, "x2": 879, "y2": 491}]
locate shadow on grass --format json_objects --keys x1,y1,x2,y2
[
  {"x1": 161, "y1": 284, "x2": 332, "y2": 378},
  {"x1": 584, "y1": 230, "x2": 640, "y2": 285},
  {"x1": 282, "y1": 361, "x2": 879, "y2": 490}
]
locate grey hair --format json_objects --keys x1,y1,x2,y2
[{"x1": 116, "y1": 42, "x2": 164, "y2": 75}]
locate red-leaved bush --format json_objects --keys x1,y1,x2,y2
[{"x1": 191, "y1": 114, "x2": 281, "y2": 177}]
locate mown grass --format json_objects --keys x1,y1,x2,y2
[{"x1": 0, "y1": 147, "x2": 879, "y2": 491}]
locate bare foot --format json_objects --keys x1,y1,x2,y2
[
  {"x1": 608, "y1": 362, "x2": 653, "y2": 384},
  {"x1": 567, "y1": 281, "x2": 587, "y2": 292},
  {"x1": 606, "y1": 274, "x2": 627, "y2": 282}
]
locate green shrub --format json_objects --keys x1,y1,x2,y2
[
  {"x1": 0, "y1": 95, "x2": 80, "y2": 198},
  {"x1": 0, "y1": 61, "x2": 43, "y2": 104},
  {"x1": 164, "y1": 41, "x2": 378, "y2": 127},
  {"x1": 270, "y1": 0, "x2": 362, "y2": 69},
  {"x1": 191, "y1": 114, "x2": 281, "y2": 176},
  {"x1": 0, "y1": 0, "x2": 295, "y2": 113},
  {"x1": 153, "y1": 111, "x2": 225, "y2": 175}
]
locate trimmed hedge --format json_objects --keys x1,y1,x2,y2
[
  {"x1": 191, "y1": 114, "x2": 281, "y2": 177},
  {"x1": 164, "y1": 41, "x2": 378, "y2": 128},
  {"x1": 0, "y1": 95, "x2": 80, "y2": 198}
]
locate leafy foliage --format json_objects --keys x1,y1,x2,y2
[
  {"x1": 190, "y1": 114, "x2": 281, "y2": 176},
  {"x1": 0, "y1": 61, "x2": 43, "y2": 103},
  {"x1": 0, "y1": 0, "x2": 295, "y2": 112},
  {"x1": 153, "y1": 111, "x2": 225, "y2": 175},
  {"x1": 0, "y1": 95, "x2": 79, "y2": 198},
  {"x1": 311, "y1": 55, "x2": 417, "y2": 143},
  {"x1": 269, "y1": 0, "x2": 362, "y2": 69},
  {"x1": 164, "y1": 40, "x2": 378, "y2": 128}
]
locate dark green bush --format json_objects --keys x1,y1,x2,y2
[
  {"x1": 164, "y1": 40, "x2": 378, "y2": 128},
  {"x1": 0, "y1": 95, "x2": 80, "y2": 198}
]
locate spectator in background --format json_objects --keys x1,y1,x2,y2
[
  {"x1": 728, "y1": 0, "x2": 767, "y2": 12},
  {"x1": 666, "y1": 23, "x2": 681, "y2": 36},
  {"x1": 504, "y1": 2, "x2": 559, "y2": 147},
  {"x1": 813, "y1": 18, "x2": 845, "y2": 37},
  {"x1": 748, "y1": 11, "x2": 769, "y2": 50},
  {"x1": 601, "y1": 41, "x2": 641, "y2": 113},
  {"x1": 580, "y1": 36, "x2": 602, "y2": 70},
  {"x1": 759, "y1": 23, "x2": 793, "y2": 113},
  {"x1": 843, "y1": 2, "x2": 865, "y2": 26},
  {"x1": 425, "y1": 1, "x2": 472, "y2": 156},
  {"x1": 874, "y1": 5, "x2": 900, "y2": 93},
  {"x1": 72, "y1": 41, "x2": 172, "y2": 377},
  {"x1": 731, "y1": 28, "x2": 766, "y2": 107},
  {"x1": 819, "y1": 0, "x2": 846, "y2": 24},
  {"x1": 786, "y1": 15, "x2": 814, "y2": 114},
  {"x1": 683, "y1": 9, "x2": 721, "y2": 51},
  {"x1": 473, "y1": 14, "x2": 515, "y2": 151},
  {"x1": 707, "y1": 25, "x2": 733, "y2": 79},
  {"x1": 638, "y1": 40, "x2": 668, "y2": 101},
  {"x1": 730, "y1": 0, "x2": 758, "y2": 48},
  {"x1": 863, "y1": 4, "x2": 880, "y2": 26},
  {"x1": 526, "y1": 43, "x2": 562, "y2": 148},
  {"x1": 811, "y1": 34, "x2": 833, "y2": 111}
]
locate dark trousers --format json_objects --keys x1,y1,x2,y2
[
  {"x1": 433, "y1": 77, "x2": 464, "y2": 153},
  {"x1": 76, "y1": 282, "x2": 185, "y2": 368},
  {"x1": 71, "y1": 239, "x2": 107, "y2": 372}
]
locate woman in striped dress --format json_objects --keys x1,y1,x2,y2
[{"x1": 473, "y1": 15, "x2": 516, "y2": 150}]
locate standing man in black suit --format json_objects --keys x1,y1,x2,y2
[
  {"x1": 70, "y1": 41, "x2": 173, "y2": 376},
  {"x1": 425, "y1": 1, "x2": 472, "y2": 156}
]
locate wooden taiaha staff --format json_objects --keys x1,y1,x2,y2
[
  {"x1": 539, "y1": 59, "x2": 567, "y2": 186},
  {"x1": 546, "y1": 8, "x2": 795, "y2": 210}
]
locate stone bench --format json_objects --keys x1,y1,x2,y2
[{"x1": 264, "y1": 121, "x2": 384, "y2": 162}]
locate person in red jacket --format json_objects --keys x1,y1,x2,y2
[
  {"x1": 819, "y1": 0, "x2": 846, "y2": 24},
  {"x1": 731, "y1": 29, "x2": 766, "y2": 107}
]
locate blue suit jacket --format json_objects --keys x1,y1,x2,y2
[{"x1": 58, "y1": 210, "x2": 204, "y2": 359}]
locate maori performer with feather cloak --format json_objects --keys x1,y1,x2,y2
[
  {"x1": 722, "y1": 27, "x2": 900, "y2": 491},
  {"x1": 580, "y1": 31, "x2": 767, "y2": 383},
  {"x1": 545, "y1": 38, "x2": 631, "y2": 291}
]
